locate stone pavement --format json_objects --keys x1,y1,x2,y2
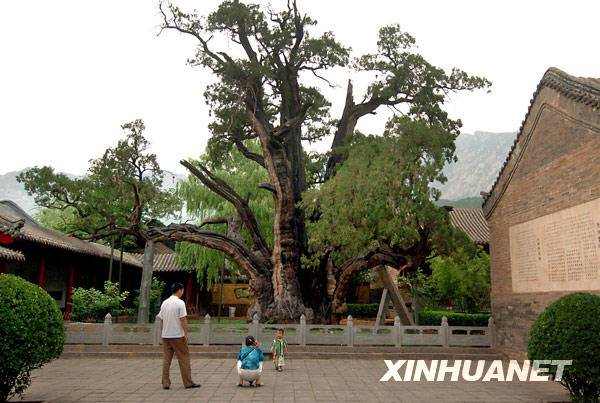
[{"x1": 12, "y1": 358, "x2": 569, "y2": 402}]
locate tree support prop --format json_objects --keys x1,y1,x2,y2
[{"x1": 374, "y1": 266, "x2": 414, "y2": 326}]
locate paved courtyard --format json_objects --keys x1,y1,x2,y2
[{"x1": 12, "y1": 358, "x2": 568, "y2": 402}]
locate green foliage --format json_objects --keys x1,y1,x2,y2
[
  {"x1": 132, "y1": 277, "x2": 166, "y2": 321},
  {"x1": 429, "y1": 248, "x2": 490, "y2": 313},
  {"x1": 0, "y1": 274, "x2": 64, "y2": 401},
  {"x1": 162, "y1": 1, "x2": 489, "y2": 176},
  {"x1": 397, "y1": 268, "x2": 439, "y2": 309},
  {"x1": 176, "y1": 142, "x2": 273, "y2": 287},
  {"x1": 528, "y1": 293, "x2": 600, "y2": 402},
  {"x1": 303, "y1": 117, "x2": 466, "y2": 267},
  {"x1": 71, "y1": 281, "x2": 129, "y2": 322},
  {"x1": 346, "y1": 303, "x2": 379, "y2": 318},
  {"x1": 418, "y1": 309, "x2": 490, "y2": 326},
  {"x1": 18, "y1": 119, "x2": 181, "y2": 248},
  {"x1": 354, "y1": 24, "x2": 490, "y2": 136}
]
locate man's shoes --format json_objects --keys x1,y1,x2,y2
[
  {"x1": 162, "y1": 386, "x2": 170, "y2": 390},
  {"x1": 185, "y1": 383, "x2": 201, "y2": 389}
]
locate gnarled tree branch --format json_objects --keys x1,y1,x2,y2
[
  {"x1": 147, "y1": 223, "x2": 269, "y2": 278},
  {"x1": 180, "y1": 159, "x2": 271, "y2": 261},
  {"x1": 330, "y1": 248, "x2": 405, "y2": 314}
]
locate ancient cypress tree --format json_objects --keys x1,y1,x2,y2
[{"x1": 151, "y1": 0, "x2": 490, "y2": 321}]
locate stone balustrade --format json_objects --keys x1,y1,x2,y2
[{"x1": 65, "y1": 314, "x2": 494, "y2": 348}]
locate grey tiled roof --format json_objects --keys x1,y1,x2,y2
[
  {"x1": 0, "y1": 245, "x2": 25, "y2": 262},
  {"x1": 448, "y1": 208, "x2": 489, "y2": 245},
  {"x1": 131, "y1": 252, "x2": 192, "y2": 273},
  {"x1": 0, "y1": 200, "x2": 142, "y2": 268}
]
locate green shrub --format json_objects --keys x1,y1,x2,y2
[
  {"x1": 429, "y1": 248, "x2": 490, "y2": 313},
  {"x1": 346, "y1": 303, "x2": 379, "y2": 317},
  {"x1": 71, "y1": 281, "x2": 129, "y2": 322},
  {"x1": 528, "y1": 293, "x2": 600, "y2": 402},
  {"x1": 0, "y1": 274, "x2": 65, "y2": 401},
  {"x1": 418, "y1": 309, "x2": 490, "y2": 326}
]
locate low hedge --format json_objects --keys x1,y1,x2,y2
[
  {"x1": 346, "y1": 303, "x2": 379, "y2": 317},
  {"x1": 418, "y1": 309, "x2": 490, "y2": 326}
]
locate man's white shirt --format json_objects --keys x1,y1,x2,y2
[{"x1": 157, "y1": 295, "x2": 187, "y2": 338}]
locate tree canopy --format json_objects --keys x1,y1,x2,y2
[
  {"x1": 147, "y1": 0, "x2": 491, "y2": 321},
  {"x1": 18, "y1": 119, "x2": 181, "y2": 249}
]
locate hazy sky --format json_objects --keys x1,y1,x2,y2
[{"x1": 1, "y1": 0, "x2": 598, "y2": 176}]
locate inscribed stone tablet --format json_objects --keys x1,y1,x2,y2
[{"x1": 509, "y1": 198, "x2": 600, "y2": 293}]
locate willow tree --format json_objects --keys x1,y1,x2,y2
[
  {"x1": 175, "y1": 142, "x2": 273, "y2": 290},
  {"x1": 152, "y1": 0, "x2": 490, "y2": 321}
]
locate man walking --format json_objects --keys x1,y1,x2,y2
[{"x1": 157, "y1": 282, "x2": 200, "y2": 390}]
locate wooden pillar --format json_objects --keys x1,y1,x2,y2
[
  {"x1": 38, "y1": 256, "x2": 47, "y2": 289},
  {"x1": 108, "y1": 235, "x2": 115, "y2": 282},
  {"x1": 186, "y1": 272, "x2": 194, "y2": 312},
  {"x1": 117, "y1": 238, "x2": 124, "y2": 290},
  {"x1": 64, "y1": 265, "x2": 76, "y2": 320}
]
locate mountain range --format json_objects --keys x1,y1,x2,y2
[
  {"x1": 0, "y1": 131, "x2": 516, "y2": 215},
  {"x1": 436, "y1": 131, "x2": 516, "y2": 201}
]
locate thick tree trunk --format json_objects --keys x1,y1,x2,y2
[
  {"x1": 247, "y1": 93, "x2": 308, "y2": 321},
  {"x1": 267, "y1": 144, "x2": 307, "y2": 320},
  {"x1": 137, "y1": 239, "x2": 155, "y2": 324},
  {"x1": 247, "y1": 274, "x2": 274, "y2": 319}
]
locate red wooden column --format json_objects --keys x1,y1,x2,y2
[
  {"x1": 186, "y1": 273, "x2": 193, "y2": 300},
  {"x1": 64, "y1": 265, "x2": 76, "y2": 320},
  {"x1": 37, "y1": 256, "x2": 47, "y2": 289},
  {"x1": 186, "y1": 272, "x2": 195, "y2": 314}
]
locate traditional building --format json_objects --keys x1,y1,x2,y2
[
  {"x1": 143, "y1": 250, "x2": 254, "y2": 318},
  {"x1": 483, "y1": 68, "x2": 600, "y2": 357},
  {"x1": 0, "y1": 200, "x2": 142, "y2": 319},
  {"x1": 142, "y1": 251, "x2": 202, "y2": 317}
]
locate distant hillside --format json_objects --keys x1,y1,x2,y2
[
  {"x1": 437, "y1": 196, "x2": 483, "y2": 209},
  {"x1": 436, "y1": 131, "x2": 516, "y2": 200},
  {"x1": 0, "y1": 171, "x2": 38, "y2": 214}
]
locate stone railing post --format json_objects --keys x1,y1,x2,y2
[
  {"x1": 441, "y1": 316, "x2": 449, "y2": 347},
  {"x1": 394, "y1": 316, "x2": 402, "y2": 348},
  {"x1": 346, "y1": 315, "x2": 354, "y2": 347},
  {"x1": 203, "y1": 314, "x2": 211, "y2": 346},
  {"x1": 299, "y1": 314, "x2": 306, "y2": 346},
  {"x1": 251, "y1": 313, "x2": 260, "y2": 339},
  {"x1": 102, "y1": 313, "x2": 112, "y2": 346},
  {"x1": 152, "y1": 315, "x2": 161, "y2": 346},
  {"x1": 487, "y1": 317, "x2": 495, "y2": 348}
]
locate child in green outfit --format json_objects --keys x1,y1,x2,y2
[{"x1": 271, "y1": 328, "x2": 288, "y2": 372}]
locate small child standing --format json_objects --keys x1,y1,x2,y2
[{"x1": 270, "y1": 328, "x2": 288, "y2": 372}]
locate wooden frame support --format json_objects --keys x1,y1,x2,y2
[
  {"x1": 373, "y1": 288, "x2": 390, "y2": 334},
  {"x1": 374, "y1": 266, "x2": 414, "y2": 326}
]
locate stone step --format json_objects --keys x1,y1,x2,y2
[{"x1": 62, "y1": 344, "x2": 504, "y2": 360}]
